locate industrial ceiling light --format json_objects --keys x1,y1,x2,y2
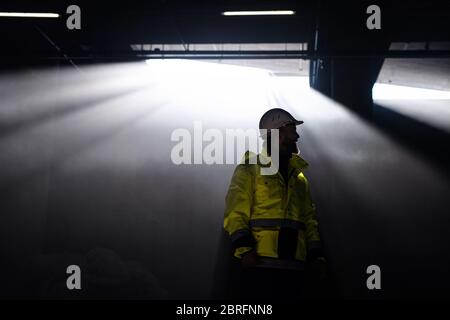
[
  {"x1": 222, "y1": 10, "x2": 295, "y2": 16},
  {"x1": 0, "y1": 12, "x2": 59, "y2": 18}
]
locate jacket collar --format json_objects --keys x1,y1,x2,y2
[{"x1": 242, "y1": 148, "x2": 309, "y2": 172}]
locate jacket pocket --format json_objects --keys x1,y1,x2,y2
[{"x1": 252, "y1": 228, "x2": 279, "y2": 258}]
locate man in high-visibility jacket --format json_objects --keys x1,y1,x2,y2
[{"x1": 224, "y1": 108, "x2": 326, "y2": 299}]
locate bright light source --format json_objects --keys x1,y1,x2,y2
[
  {"x1": 0, "y1": 12, "x2": 59, "y2": 18},
  {"x1": 145, "y1": 59, "x2": 271, "y2": 78},
  {"x1": 222, "y1": 10, "x2": 295, "y2": 16},
  {"x1": 144, "y1": 59, "x2": 276, "y2": 127},
  {"x1": 373, "y1": 83, "x2": 450, "y2": 100}
]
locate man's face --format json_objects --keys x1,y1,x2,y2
[{"x1": 279, "y1": 124, "x2": 299, "y2": 156}]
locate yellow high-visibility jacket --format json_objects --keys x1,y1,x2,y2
[{"x1": 224, "y1": 150, "x2": 322, "y2": 268}]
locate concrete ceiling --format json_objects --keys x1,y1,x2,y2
[{"x1": 1, "y1": 1, "x2": 449, "y2": 63}]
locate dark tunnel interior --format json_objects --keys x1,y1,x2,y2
[{"x1": 1, "y1": 1, "x2": 450, "y2": 301}]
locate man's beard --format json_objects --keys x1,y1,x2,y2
[
  {"x1": 290, "y1": 141, "x2": 299, "y2": 155},
  {"x1": 280, "y1": 141, "x2": 298, "y2": 158}
]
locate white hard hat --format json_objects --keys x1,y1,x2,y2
[{"x1": 259, "y1": 108, "x2": 303, "y2": 131}]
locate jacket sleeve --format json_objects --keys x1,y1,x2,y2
[
  {"x1": 302, "y1": 174, "x2": 324, "y2": 260},
  {"x1": 224, "y1": 164, "x2": 255, "y2": 259}
]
